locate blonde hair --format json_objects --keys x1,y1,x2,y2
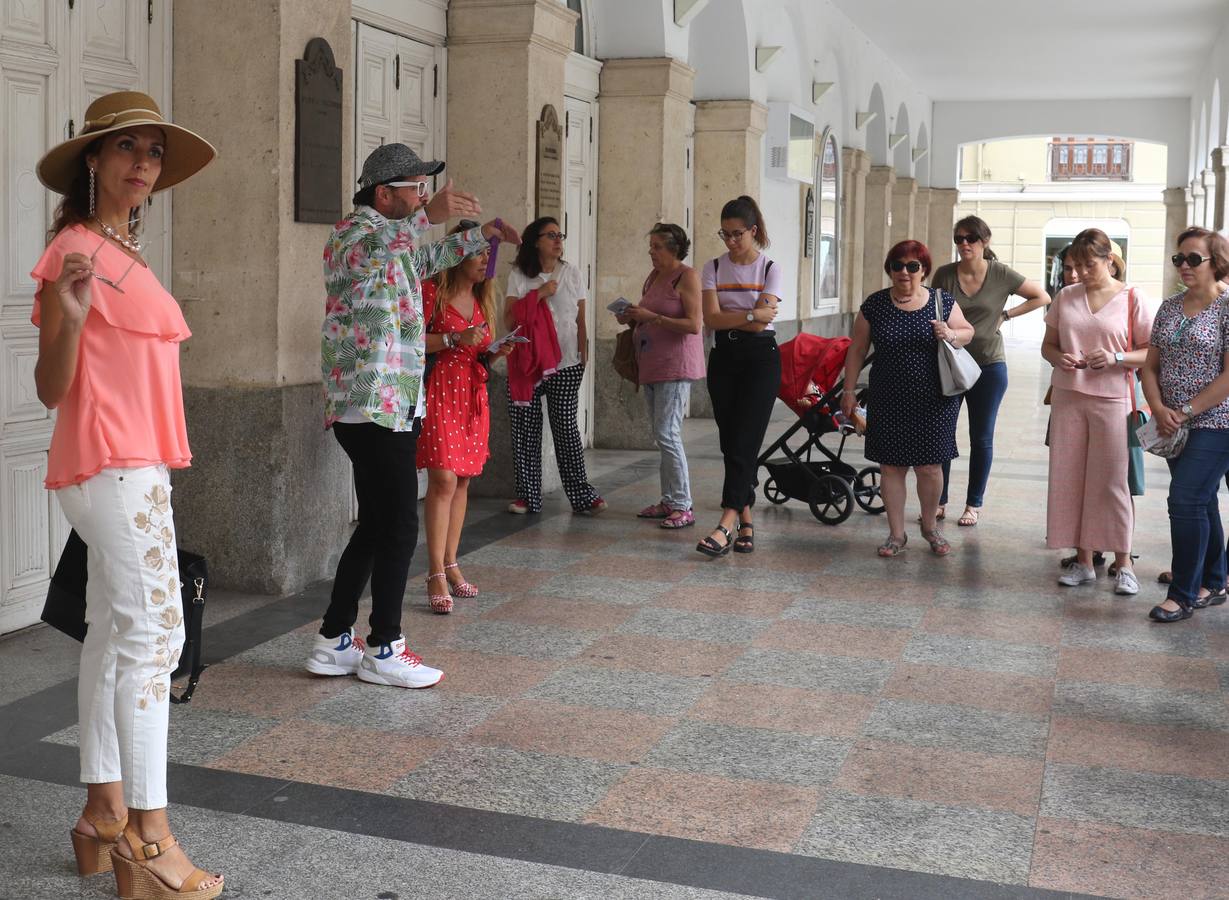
[{"x1": 434, "y1": 225, "x2": 496, "y2": 329}]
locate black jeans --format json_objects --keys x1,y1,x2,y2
[
  {"x1": 321, "y1": 421, "x2": 420, "y2": 646},
  {"x1": 707, "y1": 330, "x2": 781, "y2": 511}
]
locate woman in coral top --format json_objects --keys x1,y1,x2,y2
[
  {"x1": 418, "y1": 223, "x2": 514, "y2": 612},
  {"x1": 31, "y1": 91, "x2": 222, "y2": 898}
]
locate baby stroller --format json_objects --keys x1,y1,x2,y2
[{"x1": 757, "y1": 333, "x2": 883, "y2": 524}]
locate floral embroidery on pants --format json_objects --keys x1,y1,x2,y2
[{"x1": 133, "y1": 483, "x2": 181, "y2": 709}]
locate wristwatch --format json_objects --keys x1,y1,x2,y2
[
  {"x1": 1181, "y1": 402, "x2": 1195, "y2": 416},
  {"x1": 443, "y1": 332, "x2": 454, "y2": 350},
  {"x1": 1114, "y1": 351, "x2": 1125, "y2": 365},
  {"x1": 745, "y1": 311, "x2": 756, "y2": 322}
]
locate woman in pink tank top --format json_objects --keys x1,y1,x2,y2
[{"x1": 617, "y1": 223, "x2": 704, "y2": 528}]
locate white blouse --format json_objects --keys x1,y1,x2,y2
[{"x1": 506, "y1": 261, "x2": 585, "y2": 369}]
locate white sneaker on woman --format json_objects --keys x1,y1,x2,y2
[
  {"x1": 1114, "y1": 568, "x2": 1140, "y2": 595},
  {"x1": 1058, "y1": 563, "x2": 1096, "y2": 586}
]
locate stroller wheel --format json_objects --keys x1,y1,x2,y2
[
  {"x1": 764, "y1": 477, "x2": 789, "y2": 505},
  {"x1": 854, "y1": 466, "x2": 885, "y2": 514},
  {"x1": 809, "y1": 474, "x2": 854, "y2": 525}
]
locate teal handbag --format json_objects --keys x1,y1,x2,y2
[{"x1": 1125, "y1": 289, "x2": 1145, "y2": 497}]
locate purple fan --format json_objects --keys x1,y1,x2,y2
[{"x1": 485, "y1": 217, "x2": 503, "y2": 280}]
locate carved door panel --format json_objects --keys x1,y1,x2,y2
[{"x1": 0, "y1": 0, "x2": 159, "y2": 634}]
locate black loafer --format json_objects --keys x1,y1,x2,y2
[
  {"x1": 1149, "y1": 601, "x2": 1193, "y2": 623},
  {"x1": 1193, "y1": 589, "x2": 1228, "y2": 609}
]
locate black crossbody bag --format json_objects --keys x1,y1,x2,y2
[{"x1": 41, "y1": 531, "x2": 209, "y2": 703}]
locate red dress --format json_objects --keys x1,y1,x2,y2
[{"x1": 416, "y1": 282, "x2": 493, "y2": 476}]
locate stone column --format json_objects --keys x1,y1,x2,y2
[
  {"x1": 1201, "y1": 168, "x2": 1216, "y2": 228},
  {"x1": 1191, "y1": 176, "x2": 1206, "y2": 230},
  {"x1": 689, "y1": 99, "x2": 767, "y2": 417},
  {"x1": 170, "y1": 0, "x2": 354, "y2": 593},
  {"x1": 1212, "y1": 148, "x2": 1229, "y2": 230},
  {"x1": 840, "y1": 148, "x2": 870, "y2": 313},
  {"x1": 890, "y1": 176, "x2": 917, "y2": 247},
  {"x1": 590, "y1": 58, "x2": 695, "y2": 449},
  {"x1": 1164, "y1": 186, "x2": 1189, "y2": 293},
  {"x1": 914, "y1": 187, "x2": 933, "y2": 255},
  {"x1": 447, "y1": 0, "x2": 577, "y2": 496},
  {"x1": 862, "y1": 166, "x2": 896, "y2": 295},
  {"x1": 926, "y1": 188, "x2": 960, "y2": 268}
]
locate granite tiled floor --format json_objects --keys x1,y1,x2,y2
[{"x1": 4, "y1": 345, "x2": 1228, "y2": 899}]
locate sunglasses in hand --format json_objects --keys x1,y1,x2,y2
[{"x1": 89, "y1": 231, "x2": 164, "y2": 293}]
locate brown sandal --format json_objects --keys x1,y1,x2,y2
[
  {"x1": 71, "y1": 811, "x2": 128, "y2": 875},
  {"x1": 110, "y1": 826, "x2": 222, "y2": 899}
]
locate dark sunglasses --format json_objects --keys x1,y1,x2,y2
[
  {"x1": 540, "y1": 231, "x2": 566, "y2": 241},
  {"x1": 889, "y1": 260, "x2": 923, "y2": 273},
  {"x1": 953, "y1": 234, "x2": 981, "y2": 245},
  {"x1": 1172, "y1": 252, "x2": 1210, "y2": 269}
]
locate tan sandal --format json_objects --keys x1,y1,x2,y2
[
  {"x1": 922, "y1": 529, "x2": 953, "y2": 556},
  {"x1": 877, "y1": 534, "x2": 908, "y2": 557},
  {"x1": 71, "y1": 811, "x2": 128, "y2": 875},
  {"x1": 110, "y1": 826, "x2": 222, "y2": 899},
  {"x1": 957, "y1": 506, "x2": 980, "y2": 527}
]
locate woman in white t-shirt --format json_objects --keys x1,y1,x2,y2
[
  {"x1": 503, "y1": 216, "x2": 604, "y2": 514},
  {"x1": 696, "y1": 195, "x2": 783, "y2": 557}
]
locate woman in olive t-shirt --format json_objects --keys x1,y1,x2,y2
[{"x1": 929, "y1": 215, "x2": 1051, "y2": 526}]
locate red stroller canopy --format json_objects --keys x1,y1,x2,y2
[{"x1": 777, "y1": 332, "x2": 852, "y2": 417}]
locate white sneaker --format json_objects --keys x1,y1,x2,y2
[
  {"x1": 305, "y1": 628, "x2": 366, "y2": 676},
  {"x1": 1058, "y1": 563, "x2": 1097, "y2": 586},
  {"x1": 357, "y1": 636, "x2": 443, "y2": 689},
  {"x1": 1115, "y1": 568, "x2": 1140, "y2": 595}
]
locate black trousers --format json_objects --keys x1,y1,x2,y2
[
  {"x1": 707, "y1": 331, "x2": 781, "y2": 511},
  {"x1": 320, "y1": 421, "x2": 420, "y2": 646}
]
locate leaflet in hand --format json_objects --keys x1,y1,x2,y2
[
  {"x1": 606, "y1": 297, "x2": 632, "y2": 315},
  {"x1": 488, "y1": 326, "x2": 530, "y2": 353}
]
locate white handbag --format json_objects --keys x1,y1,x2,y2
[{"x1": 932, "y1": 288, "x2": 981, "y2": 396}]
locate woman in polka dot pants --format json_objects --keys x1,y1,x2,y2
[{"x1": 504, "y1": 217, "x2": 605, "y2": 514}]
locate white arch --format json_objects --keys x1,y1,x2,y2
[
  {"x1": 688, "y1": 0, "x2": 752, "y2": 101},
  {"x1": 1211, "y1": 79, "x2": 1222, "y2": 159},
  {"x1": 866, "y1": 83, "x2": 888, "y2": 167},
  {"x1": 1198, "y1": 101, "x2": 1209, "y2": 176},
  {"x1": 893, "y1": 102, "x2": 912, "y2": 176}
]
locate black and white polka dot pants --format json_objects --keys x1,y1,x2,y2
[{"x1": 508, "y1": 363, "x2": 599, "y2": 512}]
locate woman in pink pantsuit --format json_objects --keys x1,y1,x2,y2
[{"x1": 1042, "y1": 228, "x2": 1152, "y2": 595}]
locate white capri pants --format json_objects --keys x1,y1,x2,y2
[{"x1": 56, "y1": 465, "x2": 185, "y2": 809}]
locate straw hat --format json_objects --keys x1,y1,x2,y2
[{"x1": 36, "y1": 91, "x2": 216, "y2": 195}]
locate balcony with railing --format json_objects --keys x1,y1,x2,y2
[{"x1": 1049, "y1": 138, "x2": 1133, "y2": 180}]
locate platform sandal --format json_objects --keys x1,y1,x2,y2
[
  {"x1": 696, "y1": 525, "x2": 732, "y2": 558},
  {"x1": 110, "y1": 826, "x2": 223, "y2": 899},
  {"x1": 733, "y1": 521, "x2": 755, "y2": 553},
  {"x1": 444, "y1": 563, "x2": 478, "y2": 598},
  {"x1": 71, "y1": 811, "x2": 128, "y2": 875},
  {"x1": 426, "y1": 573, "x2": 453, "y2": 614}
]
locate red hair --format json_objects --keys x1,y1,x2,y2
[{"x1": 884, "y1": 240, "x2": 932, "y2": 277}]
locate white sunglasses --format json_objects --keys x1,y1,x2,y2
[{"x1": 383, "y1": 180, "x2": 429, "y2": 198}]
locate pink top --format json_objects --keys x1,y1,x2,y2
[
  {"x1": 1045, "y1": 283, "x2": 1152, "y2": 400},
  {"x1": 634, "y1": 265, "x2": 705, "y2": 384},
  {"x1": 31, "y1": 224, "x2": 192, "y2": 489}
]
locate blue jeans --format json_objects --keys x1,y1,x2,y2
[
  {"x1": 1166, "y1": 428, "x2": 1229, "y2": 605},
  {"x1": 643, "y1": 380, "x2": 692, "y2": 511},
  {"x1": 941, "y1": 361, "x2": 1009, "y2": 508}
]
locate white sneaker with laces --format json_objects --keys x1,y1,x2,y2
[
  {"x1": 1115, "y1": 568, "x2": 1140, "y2": 595},
  {"x1": 357, "y1": 636, "x2": 443, "y2": 689},
  {"x1": 1058, "y1": 563, "x2": 1097, "y2": 586},
  {"x1": 305, "y1": 628, "x2": 365, "y2": 676}
]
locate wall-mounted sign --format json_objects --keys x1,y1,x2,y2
[
  {"x1": 295, "y1": 38, "x2": 343, "y2": 223},
  {"x1": 536, "y1": 104, "x2": 564, "y2": 222}
]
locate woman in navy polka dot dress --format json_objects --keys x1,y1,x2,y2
[{"x1": 841, "y1": 240, "x2": 974, "y2": 557}]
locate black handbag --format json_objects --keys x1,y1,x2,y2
[{"x1": 41, "y1": 530, "x2": 209, "y2": 703}]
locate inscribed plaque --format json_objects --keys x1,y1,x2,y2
[
  {"x1": 295, "y1": 38, "x2": 343, "y2": 223},
  {"x1": 536, "y1": 105, "x2": 564, "y2": 221}
]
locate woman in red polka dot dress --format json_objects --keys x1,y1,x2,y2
[{"x1": 418, "y1": 222, "x2": 514, "y2": 613}]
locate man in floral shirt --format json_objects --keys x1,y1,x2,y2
[{"x1": 308, "y1": 143, "x2": 519, "y2": 690}]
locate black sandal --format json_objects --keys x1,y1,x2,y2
[
  {"x1": 696, "y1": 525, "x2": 733, "y2": 558},
  {"x1": 734, "y1": 521, "x2": 755, "y2": 553},
  {"x1": 1192, "y1": 588, "x2": 1228, "y2": 609},
  {"x1": 1149, "y1": 597, "x2": 1193, "y2": 623}
]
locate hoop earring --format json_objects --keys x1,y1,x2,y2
[{"x1": 88, "y1": 168, "x2": 96, "y2": 217}]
